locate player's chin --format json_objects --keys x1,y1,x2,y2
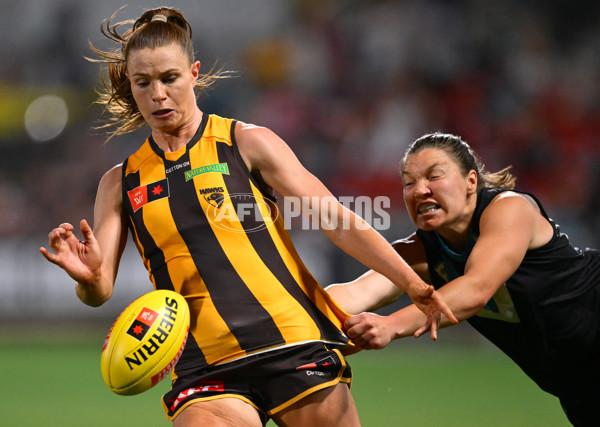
[
  {"x1": 416, "y1": 221, "x2": 437, "y2": 231},
  {"x1": 415, "y1": 214, "x2": 444, "y2": 231},
  {"x1": 146, "y1": 114, "x2": 179, "y2": 131}
]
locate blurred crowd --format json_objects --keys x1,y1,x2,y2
[{"x1": 1, "y1": 0, "x2": 599, "y2": 247}]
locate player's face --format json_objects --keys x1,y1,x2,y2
[
  {"x1": 402, "y1": 148, "x2": 477, "y2": 234},
  {"x1": 127, "y1": 44, "x2": 200, "y2": 134}
]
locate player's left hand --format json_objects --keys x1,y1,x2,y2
[{"x1": 407, "y1": 284, "x2": 458, "y2": 340}]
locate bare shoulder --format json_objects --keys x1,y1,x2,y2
[
  {"x1": 234, "y1": 120, "x2": 298, "y2": 174},
  {"x1": 491, "y1": 190, "x2": 537, "y2": 208},
  {"x1": 486, "y1": 190, "x2": 552, "y2": 248},
  {"x1": 486, "y1": 191, "x2": 543, "y2": 219},
  {"x1": 234, "y1": 121, "x2": 277, "y2": 150},
  {"x1": 235, "y1": 120, "x2": 268, "y2": 136},
  {"x1": 97, "y1": 164, "x2": 123, "y2": 205},
  {"x1": 100, "y1": 164, "x2": 122, "y2": 183}
]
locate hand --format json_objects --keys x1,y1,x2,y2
[
  {"x1": 344, "y1": 312, "x2": 394, "y2": 350},
  {"x1": 39, "y1": 219, "x2": 102, "y2": 286},
  {"x1": 407, "y1": 283, "x2": 458, "y2": 340}
]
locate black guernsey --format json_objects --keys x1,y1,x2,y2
[{"x1": 416, "y1": 188, "x2": 600, "y2": 398}]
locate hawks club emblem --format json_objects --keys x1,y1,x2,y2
[{"x1": 127, "y1": 179, "x2": 170, "y2": 212}]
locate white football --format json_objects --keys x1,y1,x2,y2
[{"x1": 101, "y1": 290, "x2": 190, "y2": 395}]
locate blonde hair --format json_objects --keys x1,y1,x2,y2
[
  {"x1": 88, "y1": 6, "x2": 229, "y2": 139},
  {"x1": 400, "y1": 132, "x2": 517, "y2": 191}
]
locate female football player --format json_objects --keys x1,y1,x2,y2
[
  {"x1": 327, "y1": 132, "x2": 600, "y2": 426},
  {"x1": 40, "y1": 6, "x2": 455, "y2": 426}
]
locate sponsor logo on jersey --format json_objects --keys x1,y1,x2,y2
[
  {"x1": 127, "y1": 179, "x2": 170, "y2": 212},
  {"x1": 169, "y1": 381, "x2": 225, "y2": 411},
  {"x1": 165, "y1": 160, "x2": 190, "y2": 174},
  {"x1": 184, "y1": 162, "x2": 230, "y2": 182}
]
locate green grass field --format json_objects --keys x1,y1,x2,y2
[{"x1": 0, "y1": 323, "x2": 570, "y2": 427}]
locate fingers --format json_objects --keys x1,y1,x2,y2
[
  {"x1": 47, "y1": 227, "x2": 66, "y2": 250},
  {"x1": 430, "y1": 315, "x2": 439, "y2": 341},
  {"x1": 414, "y1": 307, "x2": 442, "y2": 340},
  {"x1": 58, "y1": 223, "x2": 75, "y2": 239},
  {"x1": 58, "y1": 223, "x2": 74, "y2": 231},
  {"x1": 344, "y1": 314, "x2": 362, "y2": 329},
  {"x1": 42, "y1": 222, "x2": 82, "y2": 260},
  {"x1": 344, "y1": 315, "x2": 370, "y2": 347},
  {"x1": 434, "y1": 292, "x2": 458, "y2": 324},
  {"x1": 47, "y1": 224, "x2": 75, "y2": 244},
  {"x1": 80, "y1": 219, "x2": 94, "y2": 242},
  {"x1": 414, "y1": 316, "x2": 432, "y2": 339},
  {"x1": 344, "y1": 313, "x2": 390, "y2": 349},
  {"x1": 39, "y1": 246, "x2": 58, "y2": 264}
]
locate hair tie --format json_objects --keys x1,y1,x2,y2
[{"x1": 151, "y1": 14, "x2": 168, "y2": 23}]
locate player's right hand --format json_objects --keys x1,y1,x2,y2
[
  {"x1": 344, "y1": 312, "x2": 394, "y2": 350},
  {"x1": 40, "y1": 219, "x2": 102, "y2": 286}
]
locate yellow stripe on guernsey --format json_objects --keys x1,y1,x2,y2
[
  {"x1": 188, "y1": 138, "x2": 325, "y2": 363},
  {"x1": 254, "y1": 183, "x2": 350, "y2": 331},
  {"x1": 165, "y1": 128, "x2": 247, "y2": 364},
  {"x1": 126, "y1": 135, "x2": 244, "y2": 362},
  {"x1": 124, "y1": 115, "x2": 352, "y2": 368}
]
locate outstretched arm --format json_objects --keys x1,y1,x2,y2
[
  {"x1": 236, "y1": 123, "x2": 457, "y2": 337},
  {"x1": 344, "y1": 191, "x2": 553, "y2": 346},
  {"x1": 40, "y1": 165, "x2": 128, "y2": 307},
  {"x1": 326, "y1": 234, "x2": 429, "y2": 314}
]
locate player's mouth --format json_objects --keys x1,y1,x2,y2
[
  {"x1": 417, "y1": 202, "x2": 441, "y2": 215},
  {"x1": 152, "y1": 109, "x2": 174, "y2": 118}
]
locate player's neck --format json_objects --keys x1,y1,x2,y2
[{"x1": 153, "y1": 110, "x2": 203, "y2": 152}]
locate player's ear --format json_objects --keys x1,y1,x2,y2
[
  {"x1": 190, "y1": 60, "x2": 200, "y2": 81},
  {"x1": 466, "y1": 170, "x2": 478, "y2": 195}
]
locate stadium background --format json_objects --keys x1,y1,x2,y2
[{"x1": 0, "y1": 0, "x2": 598, "y2": 425}]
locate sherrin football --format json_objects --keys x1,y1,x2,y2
[{"x1": 101, "y1": 290, "x2": 190, "y2": 396}]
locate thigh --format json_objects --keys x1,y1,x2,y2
[
  {"x1": 173, "y1": 397, "x2": 263, "y2": 427},
  {"x1": 271, "y1": 383, "x2": 360, "y2": 427}
]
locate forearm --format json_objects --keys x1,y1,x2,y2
[
  {"x1": 326, "y1": 282, "x2": 389, "y2": 315},
  {"x1": 387, "y1": 304, "x2": 460, "y2": 339},
  {"x1": 322, "y1": 210, "x2": 427, "y2": 295},
  {"x1": 433, "y1": 277, "x2": 491, "y2": 321},
  {"x1": 326, "y1": 270, "x2": 404, "y2": 315},
  {"x1": 388, "y1": 279, "x2": 490, "y2": 339}
]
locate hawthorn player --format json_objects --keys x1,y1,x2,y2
[{"x1": 40, "y1": 6, "x2": 455, "y2": 426}]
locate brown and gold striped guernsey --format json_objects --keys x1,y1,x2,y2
[{"x1": 122, "y1": 114, "x2": 351, "y2": 374}]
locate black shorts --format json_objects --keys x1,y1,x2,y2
[{"x1": 161, "y1": 342, "x2": 352, "y2": 424}]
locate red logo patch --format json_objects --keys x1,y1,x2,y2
[
  {"x1": 126, "y1": 307, "x2": 159, "y2": 341},
  {"x1": 127, "y1": 179, "x2": 170, "y2": 212}
]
